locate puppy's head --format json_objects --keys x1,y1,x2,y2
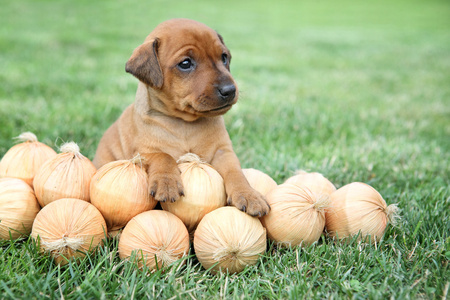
[{"x1": 126, "y1": 19, "x2": 238, "y2": 121}]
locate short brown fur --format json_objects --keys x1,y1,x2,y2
[{"x1": 93, "y1": 19, "x2": 270, "y2": 216}]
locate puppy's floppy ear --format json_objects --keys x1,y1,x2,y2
[
  {"x1": 125, "y1": 38, "x2": 163, "y2": 88},
  {"x1": 217, "y1": 32, "x2": 231, "y2": 57},
  {"x1": 217, "y1": 33, "x2": 226, "y2": 46}
]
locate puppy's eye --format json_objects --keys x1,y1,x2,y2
[
  {"x1": 222, "y1": 53, "x2": 229, "y2": 66},
  {"x1": 178, "y1": 58, "x2": 194, "y2": 71}
]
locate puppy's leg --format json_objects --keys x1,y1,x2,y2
[
  {"x1": 141, "y1": 153, "x2": 184, "y2": 203},
  {"x1": 211, "y1": 149, "x2": 270, "y2": 217}
]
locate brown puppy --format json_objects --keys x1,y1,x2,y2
[{"x1": 93, "y1": 19, "x2": 270, "y2": 217}]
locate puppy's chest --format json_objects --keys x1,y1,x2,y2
[{"x1": 142, "y1": 118, "x2": 220, "y2": 162}]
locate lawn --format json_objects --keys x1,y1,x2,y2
[{"x1": 0, "y1": 0, "x2": 449, "y2": 298}]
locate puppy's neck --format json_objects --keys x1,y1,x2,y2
[{"x1": 134, "y1": 82, "x2": 200, "y2": 122}]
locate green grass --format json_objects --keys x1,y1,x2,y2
[{"x1": 1, "y1": 0, "x2": 449, "y2": 298}]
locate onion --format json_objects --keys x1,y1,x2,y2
[
  {"x1": 31, "y1": 198, "x2": 107, "y2": 265},
  {"x1": 90, "y1": 155, "x2": 157, "y2": 231},
  {"x1": 161, "y1": 153, "x2": 226, "y2": 233},
  {"x1": 284, "y1": 170, "x2": 336, "y2": 195},
  {"x1": 325, "y1": 182, "x2": 399, "y2": 242},
  {"x1": 33, "y1": 142, "x2": 96, "y2": 207},
  {"x1": 0, "y1": 178, "x2": 40, "y2": 240},
  {"x1": 242, "y1": 168, "x2": 277, "y2": 196},
  {"x1": 0, "y1": 132, "x2": 57, "y2": 186},
  {"x1": 118, "y1": 210, "x2": 189, "y2": 271},
  {"x1": 261, "y1": 182, "x2": 331, "y2": 247},
  {"x1": 194, "y1": 206, "x2": 266, "y2": 274}
]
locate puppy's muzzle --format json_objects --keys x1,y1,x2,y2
[{"x1": 217, "y1": 83, "x2": 237, "y2": 103}]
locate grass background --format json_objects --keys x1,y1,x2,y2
[{"x1": 1, "y1": 0, "x2": 449, "y2": 298}]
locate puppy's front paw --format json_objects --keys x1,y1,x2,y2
[
  {"x1": 227, "y1": 188, "x2": 270, "y2": 217},
  {"x1": 149, "y1": 172, "x2": 184, "y2": 203}
]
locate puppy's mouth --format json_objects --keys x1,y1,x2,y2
[
  {"x1": 187, "y1": 102, "x2": 234, "y2": 116},
  {"x1": 181, "y1": 92, "x2": 237, "y2": 118},
  {"x1": 203, "y1": 103, "x2": 233, "y2": 113}
]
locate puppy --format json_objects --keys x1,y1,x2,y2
[{"x1": 93, "y1": 19, "x2": 270, "y2": 217}]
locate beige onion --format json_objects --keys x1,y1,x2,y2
[
  {"x1": 90, "y1": 156, "x2": 157, "y2": 231},
  {"x1": 284, "y1": 170, "x2": 336, "y2": 195},
  {"x1": 242, "y1": 168, "x2": 277, "y2": 196},
  {"x1": 31, "y1": 198, "x2": 107, "y2": 265},
  {"x1": 161, "y1": 153, "x2": 226, "y2": 233},
  {"x1": 33, "y1": 142, "x2": 96, "y2": 207},
  {"x1": 325, "y1": 182, "x2": 399, "y2": 242},
  {"x1": 0, "y1": 178, "x2": 40, "y2": 240},
  {"x1": 261, "y1": 182, "x2": 330, "y2": 247},
  {"x1": 194, "y1": 206, "x2": 266, "y2": 274},
  {"x1": 118, "y1": 210, "x2": 189, "y2": 271},
  {"x1": 0, "y1": 132, "x2": 57, "y2": 186}
]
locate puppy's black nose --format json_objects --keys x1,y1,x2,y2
[{"x1": 218, "y1": 83, "x2": 236, "y2": 102}]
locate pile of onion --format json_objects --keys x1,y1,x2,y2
[
  {"x1": 242, "y1": 168, "x2": 277, "y2": 196},
  {"x1": 0, "y1": 178, "x2": 40, "y2": 240},
  {"x1": 90, "y1": 155, "x2": 157, "y2": 231},
  {"x1": 31, "y1": 198, "x2": 107, "y2": 265},
  {"x1": 0, "y1": 132, "x2": 57, "y2": 186},
  {"x1": 33, "y1": 142, "x2": 96, "y2": 207},
  {"x1": 118, "y1": 210, "x2": 190, "y2": 271},
  {"x1": 194, "y1": 206, "x2": 266, "y2": 274},
  {"x1": 161, "y1": 153, "x2": 226, "y2": 233},
  {"x1": 325, "y1": 182, "x2": 399, "y2": 242},
  {"x1": 261, "y1": 172, "x2": 335, "y2": 246}
]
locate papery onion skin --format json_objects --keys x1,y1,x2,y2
[
  {"x1": 31, "y1": 198, "x2": 107, "y2": 265},
  {"x1": 33, "y1": 143, "x2": 96, "y2": 207},
  {"x1": 118, "y1": 210, "x2": 189, "y2": 271},
  {"x1": 325, "y1": 182, "x2": 398, "y2": 242},
  {"x1": 90, "y1": 160, "x2": 157, "y2": 231},
  {"x1": 242, "y1": 168, "x2": 277, "y2": 196},
  {"x1": 0, "y1": 132, "x2": 57, "y2": 186},
  {"x1": 261, "y1": 183, "x2": 329, "y2": 247},
  {"x1": 284, "y1": 171, "x2": 336, "y2": 195},
  {"x1": 161, "y1": 154, "x2": 226, "y2": 233},
  {"x1": 194, "y1": 206, "x2": 266, "y2": 274},
  {"x1": 0, "y1": 178, "x2": 40, "y2": 240}
]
